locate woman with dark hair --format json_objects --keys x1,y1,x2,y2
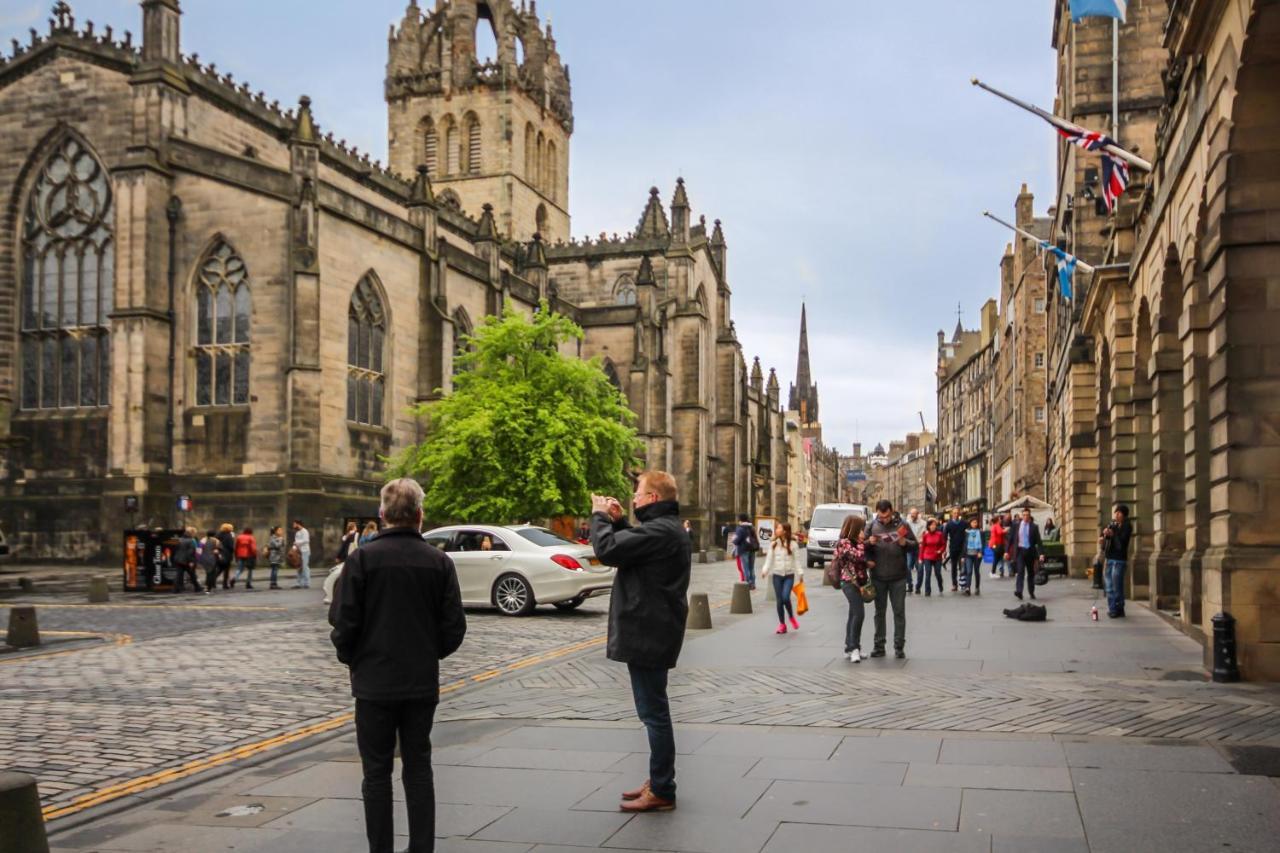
[
  {"x1": 833, "y1": 515, "x2": 873, "y2": 662},
  {"x1": 918, "y1": 518, "x2": 946, "y2": 595},
  {"x1": 760, "y1": 522, "x2": 802, "y2": 634}
]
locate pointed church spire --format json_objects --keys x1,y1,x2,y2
[
  {"x1": 750, "y1": 356, "x2": 763, "y2": 391},
  {"x1": 635, "y1": 254, "x2": 656, "y2": 285},
  {"x1": 475, "y1": 203, "x2": 499, "y2": 242},
  {"x1": 788, "y1": 303, "x2": 819, "y2": 425},
  {"x1": 670, "y1": 177, "x2": 690, "y2": 242},
  {"x1": 635, "y1": 187, "x2": 670, "y2": 239},
  {"x1": 292, "y1": 95, "x2": 318, "y2": 144},
  {"x1": 408, "y1": 164, "x2": 436, "y2": 207}
]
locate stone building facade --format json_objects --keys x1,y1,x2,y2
[
  {"x1": 883, "y1": 431, "x2": 937, "y2": 516},
  {"x1": 936, "y1": 300, "x2": 996, "y2": 516},
  {"x1": 1040, "y1": 0, "x2": 1280, "y2": 678},
  {"x1": 0, "y1": 0, "x2": 799, "y2": 561}
]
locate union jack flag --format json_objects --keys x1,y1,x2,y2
[{"x1": 1057, "y1": 127, "x2": 1130, "y2": 212}]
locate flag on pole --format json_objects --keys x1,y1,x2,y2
[
  {"x1": 1056, "y1": 126, "x2": 1131, "y2": 211},
  {"x1": 1070, "y1": 0, "x2": 1126, "y2": 22},
  {"x1": 1041, "y1": 242, "x2": 1078, "y2": 301}
]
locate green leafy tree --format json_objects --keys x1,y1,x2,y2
[{"x1": 388, "y1": 302, "x2": 642, "y2": 523}]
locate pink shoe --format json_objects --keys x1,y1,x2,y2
[
  {"x1": 789, "y1": 616, "x2": 800, "y2": 630},
  {"x1": 775, "y1": 624, "x2": 787, "y2": 634}
]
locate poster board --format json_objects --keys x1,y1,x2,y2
[{"x1": 755, "y1": 516, "x2": 777, "y2": 547}]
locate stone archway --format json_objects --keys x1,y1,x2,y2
[
  {"x1": 1131, "y1": 298, "x2": 1154, "y2": 601},
  {"x1": 1149, "y1": 248, "x2": 1186, "y2": 613}
]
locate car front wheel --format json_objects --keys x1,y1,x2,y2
[{"x1": 493, "y1": 573, "x2": 536, "y2": 616}]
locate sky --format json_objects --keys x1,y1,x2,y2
[{"x1": 2, "y1": 0, "x2": 1059, "y2": 454}]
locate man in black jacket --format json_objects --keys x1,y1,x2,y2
[
  {"x1": 1100, "y1": 503, "x2": 1133, "y2": 618},
  {"x1": 590, "y1": 470, "x2": 691, "y2": 813},
  {"x1": 330, "y1": 478, "x2": 467, "y2": 853},
  {"x1": 943, "y1": 510, "x2": 967, "y2": 592},
  {"x1": 1011, "y1": 507, "x2": 1043, "y2": 601},
  {"x1": 867, "y1": 499, "x2": 917, "y2": 659}
]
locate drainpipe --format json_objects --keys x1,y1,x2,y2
[{"x1": 165, "y1": 197, "x2": 182, "y2": 515}]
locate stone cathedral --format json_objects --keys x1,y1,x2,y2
[{"x1": 0, "y1": 0, "x2": 802, "y2": 561}]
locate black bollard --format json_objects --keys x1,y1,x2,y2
[
  {"x1": 1211, "y1": 612, "x2": 1240, "y2": 683},
  {"x1": 0, "y1": 771, "x2": 51, "y2": 853}
]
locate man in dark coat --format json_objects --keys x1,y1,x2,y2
[
  {"x1": 330, "y1": 478, "x2": 467, "y2": 853},
  {"x1": 1011, "y1": 507, "x2": 1043, "y2": 601},
  {"x1": 590, "y1": 470, "x2": 691, "y2": 813},
  {"x1": 1100, "y1": 503, "x2": 1133, "y2": 617},
  {"x1": 942, "y1": 509, "x2": 967, "y2": 592},
  {"x1": 866, "y1": 499, "x2": 917, "y2": 659}
]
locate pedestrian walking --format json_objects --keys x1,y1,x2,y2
[
  {"x1": 233, "y1": 527, "x2": 258, "y2": 589},
  {"x1": 682, "y1": 519, "x2": 694, "y2": 545},
  {"x1": 1011, "y1": 507, "x2": 1043, "y2": 601},
  {"x1": 338, "y1": 521, "x2": 359, "y2": 563},
  {"x1": 266, "y1": 526, "x2": 286, "y2": 589},
  {"x1": 943, "y1": 510, "x2": 966, "y2": 591},
  {"x1": 329, "y1": 478, "x2": 467, "y2": 853},
  {"x1": 199, "y1": 530, "x2": 222, "y2": 593},
  {"x1": 172, "y1": 527, "x2": 202, "y2": 593},
  {"x1": 360, "y1": 520, "x2": 379, "y2": 547},
  {"x1": 588, "y1": 471, "x2": 692, "y2": 813},
  {"x1": 1045, "y1": 518, "x2": 1059, "y2": 541},
  {"x1": 917, "y1": 518, "x2": 945, "y2": 595},
  {"x1": 833, "y1": 515, "x2": 872, "y2": 662},
  {"x1": 963, "y1": 517, "x2": 984, "y2": 596},
  {"x1": 731, "y1": 513, "x2": 759, "y2": 591},
  {"x1": 760, "y1": 522, "x2": 802, "y2": 635},
  {"x1": 216, "y1": 523, "x2": 236, "y2": 589},
  {"x1": 292, "y1": 519, "x2": 312, "y2": 589},
  {"x1": 988, "y1": 514, "x2": 1006, "y2": 578},
  {"x1": 1100, "y1": 504, "x2": 1133, "y2": 618},
  {"x1": 866, "y1": 499, "x2": 916, "y2": 659},
  {"x1": 904, "y1": 507, "x2": 925, "y2": 595}
]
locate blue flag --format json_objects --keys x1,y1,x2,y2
[
  {"x1": 1070, "y1": 0, "x2": 1126, "y2": 22},
  {"x1": 1041, "y1": 243, "x2": 1077, "y2": 301}
]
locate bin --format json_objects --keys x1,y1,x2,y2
[{"x1": 122, "y1": 529, "x2": 183, "y2": 592}]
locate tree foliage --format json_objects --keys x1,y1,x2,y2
[{"x1": 388, "y1": 303, "x2": 642, "y2": 523}]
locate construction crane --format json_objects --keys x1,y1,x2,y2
[{"x1": 918, "y1": 411, "x2": 928, "y2": 433}]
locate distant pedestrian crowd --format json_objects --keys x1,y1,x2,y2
[{"x1": 168, "y1": 519, "x2": 321, "y2": 594}]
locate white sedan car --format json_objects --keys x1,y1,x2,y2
[{"x1": 324, "y1": 524, "x2": 614, "y2": 617}]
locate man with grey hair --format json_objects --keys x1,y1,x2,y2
[{"x1": 330, "y1": 477, "x2": 467, "y2": 853}]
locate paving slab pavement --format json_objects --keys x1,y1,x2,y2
[{"x1": 43, "y1": 568, "x2": 1280, "y2": 852}]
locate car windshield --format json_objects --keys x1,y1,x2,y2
[
  {"x1": 515, "y1": 527, "x2": 578, "y2": 547},
  {"x1": 810, "y1": 509, "x2": 860, "y2": 529}
]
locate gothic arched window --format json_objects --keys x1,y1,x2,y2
[
  {"x1": 441, "y1": 115, "x2": 458, "y2": 176},
  {"x1": 535, "y1": 203, "x2": 548, "y2": 236},
  {"x1": 421, "y1": 117, "x2": 438, "y2": 177},
  {"x1": 524, "y1": 123, "x2": 536, "y2": 182},
  {"x1": 20, "y1": 135, "x2": 114, "y2": 410},
  {"x1": 452, "y1": 307, "x2": 473, "y2": 375},
  {"x1": 464, "y1": 112, "x2": 481, "y2": 175},
  {"x1": 535, "y1": 130, "x2": 546, "y2": 190},
  {"x1": 602, "y1": 358, "x2": 623, "y2": 393},
  {"x1": 347, "y1": 276, "x2": 386, "y2": 426},
  {"x1": 547, "y1": 139, "x2": 558, "y2": 202},
  {"x1": 614, "y1": 274, "x2": 637, "y2": 306},
  {"x1": 194, "y1": 241, "x2": 251, "y2": 406}
]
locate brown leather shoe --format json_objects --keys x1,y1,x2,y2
[
  {"x1": 621, "y1": 780, "x2": 650, "y2": 801},
  {"x1": 619, "y1": 788, "x2": 675, "y2": 812}
]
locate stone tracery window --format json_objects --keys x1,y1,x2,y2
[
  {"x1": 452, "y1": 307, "x2": 473, "y2": 375},
  {"x1": 348, "y1": 276, "x2": 386, "y2": 427},
  {"x1": 613, "y1": 274, "x2": 637, "y2": 306},
  {"x1": 20, "y1": 135, "x2": 114, "y2": 410},
  {"x1": 194, "y1": 241, "x2": 251, "y2": 406}
]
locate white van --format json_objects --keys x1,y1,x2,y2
[{"x1": 805, "y1": 503, "x2": 870, "y2": 567}]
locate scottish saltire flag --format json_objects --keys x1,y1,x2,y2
[
  {"x1": 1041, "y1": 243, "x2": 1078, "y2": 301},
  {"x1": 1070, "y1": 0, "x2": 1126, "y2": 22},
  {"x1": 1056, "y1": 127, "x2": 1131, "y2": 211}
]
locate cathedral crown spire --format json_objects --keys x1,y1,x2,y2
[{"x1": 788, "y1": 302, "x2": 819, "y2": 425}]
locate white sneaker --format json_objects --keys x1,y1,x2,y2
[
  {"x1": 850, "y1": 650, "x2": 861, "y2": 663},
  {"x1": 988, "y1": 571, "x2": 997, "y2": 578}
]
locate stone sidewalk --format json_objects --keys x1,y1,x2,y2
[{"x1": 43, "y1": 570, "x2": 1280, "y2": 852}]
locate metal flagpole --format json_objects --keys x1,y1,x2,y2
[
  {"x1": 1113, "y1": 20, "x2": 1120, "y2": 137},
  {"x1": 971, "y1": 78, "x2": 1152, "y2": 172},
  {"x1": 981, "y1": 211, "x2": 1097, "y2": 274}
]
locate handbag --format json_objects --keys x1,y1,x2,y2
[
  {"x1": 859, "y1": 580, "x2": 877, "y2": 602},
  {"x1": 793, "y1": 580, "x2": 809, "y2": 615}
]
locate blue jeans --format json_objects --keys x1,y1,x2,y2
[
  {"x1": 628, "y1": 664, "x2": 676, "y2": 801},
  {"x1": 905, "y1": 550, "x2": 917, "y2": 589},
  {"x1": 841, "y1": 583, "x2": 866, "y2": 652},
  {"x1": 233, "y1": 557, "x2": 255, "y2": 586},
  {"x1": 736, "y1": 551, "x2": 756, "y2": 585},
  {"x1": 963, "y1": 554, "x2": 981, "y2": 591},
  {"x1": 1105, "y1": 559, "x2": 1127, "y2": 615},
  {"x1": 918, "y1": 559, "x2": 943, "y2": 594},
  {"x1": 296, "y1": 550, "x2": 311, "y2": 588},
  {"x1": 772, "y1": 573, "x2": 795, "y2": 623}
]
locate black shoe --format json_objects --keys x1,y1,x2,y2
[
  {"x1": 245, "y1": 584, "x2": 254, "y2": 590},
  {"x1": 925, "y1": 592, "x2": 931, "y2": 597},
  {"x1": 963, "y1": 590, "x2": 971, "y2": 596},
  {"x1": 1029, "y1": 593, "x2": 1037, "y2": 600},
  {"x1": 1014, "y1": 592, "x2": 1023, "y2": 600},
  {"x1": 870, "y1": 649, "x2": 886, "y2": 658},
  {"x1": 895, "y1": 650, "x2": 906, "y2": 659}
]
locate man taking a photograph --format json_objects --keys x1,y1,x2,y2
[{"x1": 590, "y1": 471, "x2": 692, "y2": 813}]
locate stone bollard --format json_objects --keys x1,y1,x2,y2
[
  {"x1": 696, "y1": 551, "x2": 708, "y2": 564},
  {"x1": 88, "y1": 575, "x2": 110, "y2": 604},
  {"x1": 686, "y1": 592, "x2": 712, "y2": 629},
  {"x1": 5, "y1": 607, "x2": 39, "y2": 649},
  {"x1": 18, "y1": 577, "x2": 34, "y2": 593},
  {"x1": 729, "y1": 582, "x2": 753, "y2": 614},
  {"x1": 0, "y1": 771, "x2": 51, "y2": 853}
]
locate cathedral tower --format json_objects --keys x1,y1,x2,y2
[
  {"x1": 386, "y1": 0, "x2": 572, "y2": 243},
  {"x1": 788, "y1": 303, "x2": 820, "y2": 427}
]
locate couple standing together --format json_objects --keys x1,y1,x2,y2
[{"x1": 329, "y1": 471, "x2": 692, "y2": 852}]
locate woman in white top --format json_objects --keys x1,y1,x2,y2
[{"x1": 761, "y1": 522, "x2": 803, "y2": 634}]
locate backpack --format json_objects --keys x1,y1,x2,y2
[
  {"x1": 286, "y1": 545, "x2": 302, "y2": 569},
  {"x1": 746, "y1": 526, "x2": 760, "y2": 552}
]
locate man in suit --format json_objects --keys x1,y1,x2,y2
[{"x1": 1011, "y1": 507, "x2": 1043, "y2": 601}]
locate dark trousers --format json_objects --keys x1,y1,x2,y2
[
  {"x1": 203, "y1": 563, "x2": 220, "y2": 591},
  {"x1": 628, "y1": 664, "x2": 676, "y2": 801},
  {"x1": 841, "y1": 583, "x2": 866, "y2": 652},
  {"x1": 947, "y1": 551, "x2": 963, "y2": 588},
  {"x1": 1014, "y1": 549, "x2": 1038, "y2": 597},
  {"x1": 355, "y1": 697, "x2": 438, "y2": 853},
  {"x1": 174, "y1": 562, "x2": 201, "y2": 592},
  {"x1": 873, "y1": 577, "x2": 908, "y2": 653}
]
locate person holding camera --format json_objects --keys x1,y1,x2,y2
[
  {"x1": 866, "y1": 499, "x2": 916, "y2": 659},
  {"x1": 1100, "y1": 504, "x2": 1133, "y2": 618}
]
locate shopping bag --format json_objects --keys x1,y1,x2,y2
[{"x1": 794, "y1": 581, "x2": 809, "y2": 615}]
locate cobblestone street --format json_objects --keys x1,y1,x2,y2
[{"x1": 0, "y1": 562, "x2": 744, "y2": 817}]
